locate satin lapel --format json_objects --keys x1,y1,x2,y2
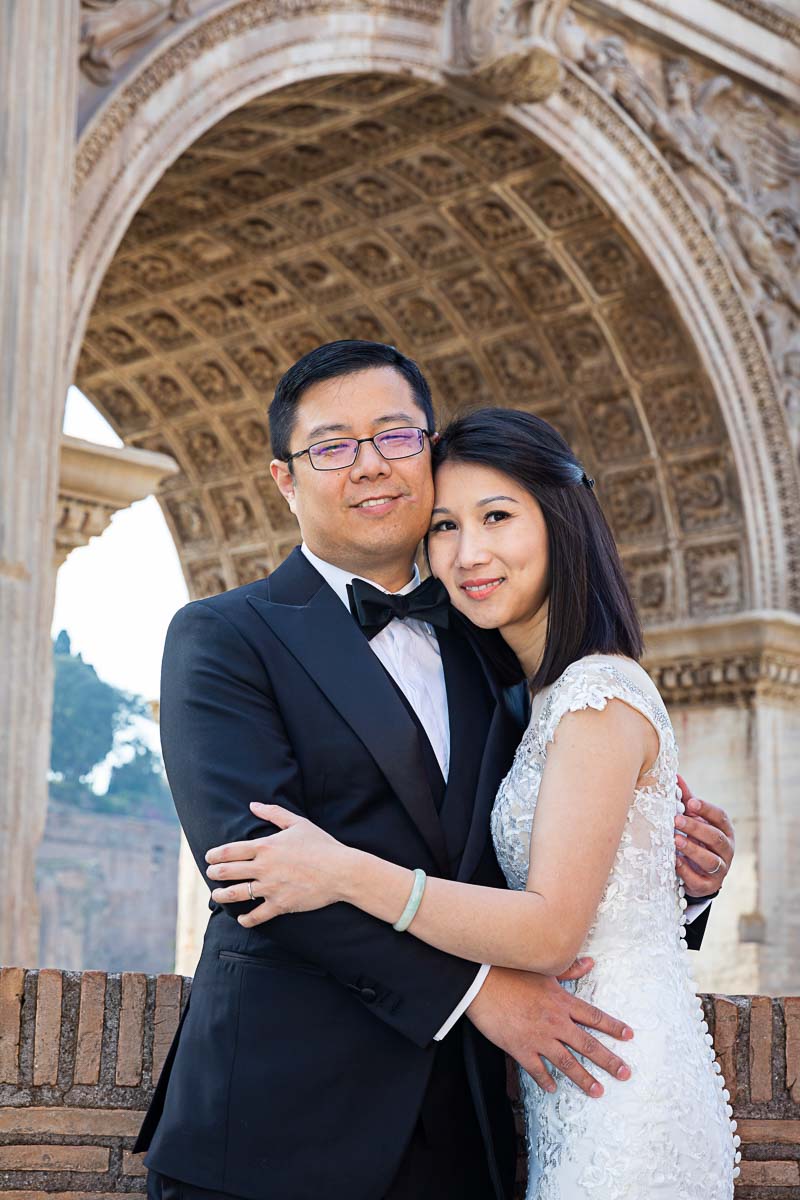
[
  {"x1": 455, "y1": 656, "x2": 528, "y2": 884},
  {"x1": 247, "y1": 579, "x2": 449, "y2": 874},
  {"x1": 436, "y1": 628, "x2": 493, "y2": 867}
]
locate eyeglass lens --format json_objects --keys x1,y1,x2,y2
[{"x1": 308, "y1": 427, "x2": 424, "y2": 470}]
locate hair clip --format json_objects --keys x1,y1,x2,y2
[{"x1": 582, "y1": 473, "x2": 595, "y2": 489}]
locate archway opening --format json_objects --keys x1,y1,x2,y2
[{"x1": 76, "y1": 72, "x2": 748, "y2": 628}]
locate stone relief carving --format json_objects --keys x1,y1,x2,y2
[
  {"x1": 211, "y1": 484, "x2": 260, "y2": 543},
  {"x1": 187, "y1": 558, "x2": 228, "y2": 598},
  {"x1": 685, "y1": 541, "x2": 744, "y2": 617},
  {"x1": 604, "y1": 466, "x2": 666, "y2": 545},
  {"x1": 578, "y1": 35, "x2": 800, "y2": 457},
  {"x1": 77, "y1": 67, "x2": 791, "y2": 617},
  {"x1": 622, "y1": 550, "x2": 675, "y2": 625},
  {"x1": 79, "y1": 0, "x2": 196, "y2": 86},
  {"x1": 446, "y1": 0, "x2": 569, "y2": 102}
]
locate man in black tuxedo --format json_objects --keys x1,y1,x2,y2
[{"x1": 137, "y1": 341, "x2": 734, "y2": 1200}]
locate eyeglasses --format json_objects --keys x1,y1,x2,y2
[{"x1": 285, "y1": 426, "x2": 433, "y2": 471}]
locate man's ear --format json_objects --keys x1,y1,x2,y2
[{"x1": 270, "y1": 459, "x2": 298, "y2": 515}]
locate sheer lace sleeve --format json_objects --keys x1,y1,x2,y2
[{"x1": 537, "y1": 656, "x2": 677, "y2": 792}]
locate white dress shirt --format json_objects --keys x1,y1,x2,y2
[{"x1": 300, "y1": 544, "x2": 710, "y2": 1038}]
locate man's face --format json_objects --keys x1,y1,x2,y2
[{"x1": 270, "y1": 366, "x2": 435, "y2": 578}]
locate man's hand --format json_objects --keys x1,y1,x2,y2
[
  {"x1": 675, "y1": 775, "x2": 735, "y2": 898},
  {"x1": 467, "y1": 961, "x2": 633, "y2": 1098}
]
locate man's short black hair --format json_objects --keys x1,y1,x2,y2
[{"x1": 269, "y1": 340, "x2": 435, "y2": 462}]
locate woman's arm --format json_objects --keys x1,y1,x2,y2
[{"x1": 208, "y1": 698, "x2": 658, "y2": 975}]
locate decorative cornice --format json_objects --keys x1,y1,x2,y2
[
  {"x1": 643, "y1": 612, "x2": 800, "y2": 706},
  {"x1": 713, "y1": 0, "x2": 800, "y2": 48},
  {"x1": 56, "y1": 434, "x2": 178, "y2": 566}
]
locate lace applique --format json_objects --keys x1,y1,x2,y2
[{"x1": 491, "y1": 656, "x2": 737, "y2": 1199}]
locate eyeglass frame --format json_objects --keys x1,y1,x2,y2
[{"x1": 284, "y1": 426, "x2": 436, "y2": 471}]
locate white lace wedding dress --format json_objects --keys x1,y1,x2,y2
[{"x1": 491, "y1": 654, "x2": 738, "y2": 1199}]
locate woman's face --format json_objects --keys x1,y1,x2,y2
[{"x1": 427, "y1": 460, "x2": 550, "y2": 636}]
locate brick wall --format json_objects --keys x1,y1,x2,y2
[{"x1": 0, "y1": 970, "x2": 797, "y2": 1197}]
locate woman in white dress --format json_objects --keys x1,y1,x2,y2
[{"x1": 207, "y1": 408, "x2": 738, "y2": 1199}]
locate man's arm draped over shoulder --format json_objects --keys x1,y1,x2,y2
[{"x1": 160, "y1": 601, "x2": 480, "y2": 1048}]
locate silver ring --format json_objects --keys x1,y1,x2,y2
[
  {"x1": 247, "y1": 880, "x2": 255, "y2": 901},
  {"x1": 708, "y1": 859, "x2": 722, "y2": 876}
]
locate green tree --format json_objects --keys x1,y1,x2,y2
[
  {"x1": 49, "y1": 631, "x2": 175, "y2": 821},
  {"x1": 105, "y1": 743, "x2": 174, "y2": 819}
]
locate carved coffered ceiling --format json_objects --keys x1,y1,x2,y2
[{"x1": 76, "y1": 73, "x2": 749, "y2": 623}]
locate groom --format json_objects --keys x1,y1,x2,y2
[{"x1": 137, "y1": 340, "x2": 734, "y2": 1200}]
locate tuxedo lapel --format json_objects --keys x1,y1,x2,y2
[
  {"x1": 247, "y1": 550, "x2": 449, "y2": 873},
  {"x1": 437, "y1": 627, "x2": 493, "y2": 872},
  {"x1": 451, "y1": 634, "x2": 528, "y2": 884}
]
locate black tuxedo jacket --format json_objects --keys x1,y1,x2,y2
[{"x1": 136, "y1": 548, "x2": 526, "y2": 1199}]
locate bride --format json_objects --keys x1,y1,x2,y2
[{"x1": 207, "y1": 407, "x2": 738, "y2": 1198}]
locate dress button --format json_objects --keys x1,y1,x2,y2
[{"x1": 360, "y1": 987, "x2": 378, "y2": 1003}]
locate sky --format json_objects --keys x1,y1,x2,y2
[{"x1": 53, "y1": 387, "x2": 189, "y2": 701}]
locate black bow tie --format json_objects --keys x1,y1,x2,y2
[{"x1": 347, "y1": 576, "x2": 450, "y2": 641}]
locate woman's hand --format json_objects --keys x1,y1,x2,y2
[{"x1": 205, "y1": 803, "x2": 356, "y2": 928}]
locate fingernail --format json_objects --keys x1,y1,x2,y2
[
  {"x1": 675, "y1": 833, "x2": 686, "y2": 845},
  {"x1": 675, "y1": 815, "x2": 686, "y2": 828},
  {"x1": 589, "y1": 1083, "x2": 603, "y2": 1098},
  {"x1": 623, "y1": 1027, "x2": 634, "y2": 1039},
  {"x1": 617, "y1": 1065, "x2": 631, "y2": 1080},
  {"x1": 688, "y1": 797, "x2": 701, "y2": 812}
]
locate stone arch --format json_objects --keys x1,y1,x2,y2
[{"x1": 69, "y1": 5, "x2": 800, "y2": 621}]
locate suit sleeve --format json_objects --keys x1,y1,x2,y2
[{"x1": 160, "y1": 600, "x2": 480, "y2": 1048}]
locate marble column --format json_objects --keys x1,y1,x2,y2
[
  {"x1": 645, "y1": 614, "x2": 800, "y2": 996},
  {"x1": 0, "y1": 2, "x2": 79, "y2": 966}
]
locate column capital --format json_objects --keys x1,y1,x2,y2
[{"x1": 55, "y1": 436, "x2": 178, "y2": 568}]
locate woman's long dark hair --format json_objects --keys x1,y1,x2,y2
[{"x1": 431, "y1": 408, "x2": 643, "y2": 692}]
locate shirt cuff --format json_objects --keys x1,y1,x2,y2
[
  {"x1": 684, "y1": 896, "x2": 713, "y2": 924},
  {"x1": 433, "y1": 964, "x2": 491, "y2": 1041}
]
